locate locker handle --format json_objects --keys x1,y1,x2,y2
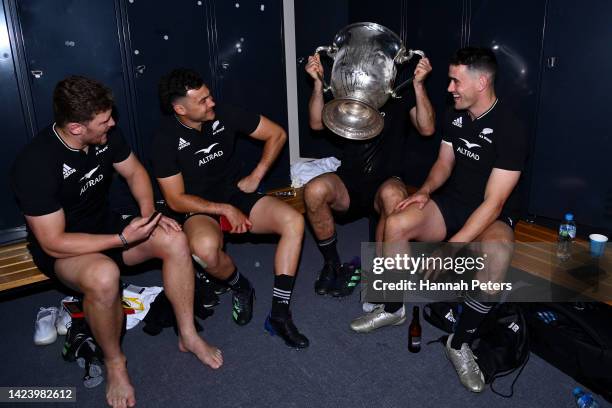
[{"x1": 546, "y1": 56, "x2": 557, "y2": 68}]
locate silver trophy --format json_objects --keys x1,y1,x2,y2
[{"x1": 315, "y1": 22, "x2": 425, "y2": 140}]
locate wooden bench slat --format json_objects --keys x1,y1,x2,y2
[
  {"x1": 0, "y1": 242, "x2": 28, "y2": 255},
  {"x1": 0, "y1": 269, "x2": 49, "y2": 292},
  {"x1": 0, "y1": 253, "x2": 34, "y2": 268}
]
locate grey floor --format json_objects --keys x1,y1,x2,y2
[{"x1": 1, "y1": 219, "x2": 609, "y2": 408}]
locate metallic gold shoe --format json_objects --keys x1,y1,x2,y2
[
  {"x1": 350, "y1": 305, "x2": 406, "y2": 333},
  {"x1": 445, "y1": 334, "x2": 486, "y2": 393}
]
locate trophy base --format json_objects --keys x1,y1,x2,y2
[{"x1": 322, "y1": 98, "x2": 384, "y2": 141}]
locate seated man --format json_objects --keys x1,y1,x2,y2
[
  {"x1": 351, "y1": 47, "x2": 527, "y2": 393},
  {"x1": 152, "y1": 68, "x2": 308, "y2": 349},
  {"x1": 10, "y1": 76, "x2": 222, "y2": 408},
  {"x1": 303, "y1": 53, "x2": 435, "y2": 298}
]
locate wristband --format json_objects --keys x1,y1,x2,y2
[{"x1": 118, "y1": 233, "x2": 129, "y2": 249}]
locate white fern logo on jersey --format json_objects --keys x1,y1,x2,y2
[
  {"x1": 194, "y1": 143, "x2": 220, "y2": 155},
  {"x1": 212, "y1": 120, "x2": 220, "y2": 131},
  {"x1": 63, "y1": 164, "x2": 76, "y2": 179},
  {"x1": 452, "y1": 117, "x2": 463, "y2": 128},
  {"x1": 479, "y1": 128, "x2": 494, "y2": 143},
  {"x1": 178, "y1": 138, "x2": 190, "y2": 150}
]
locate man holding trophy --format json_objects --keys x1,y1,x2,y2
[{"x1": 303, "y1": 23, "x2": 436, "y2": 301}]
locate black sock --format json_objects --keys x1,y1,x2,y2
[
  {"x1": 317, "y1": 233, "x2": 340, "y2": 266},
  {"x1": 225, "y1": 268, "x2": 251, "y2": 293},
  {"x1": 451, "y1": 295, "x2": 494, "y2": 349},
  {"x1": 383, "y1": 302, "x2": 403, "y2": 314},
  {"x1": 271, "y1": 275, "x2": 295, "y2": 320}
]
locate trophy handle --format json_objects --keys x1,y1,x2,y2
[
  {"x1": 390, "y1": 49, "x2": 426, "y2": 98},
  {"x1": 313, "y1": 46, "x2": 338, "y2": 93}
]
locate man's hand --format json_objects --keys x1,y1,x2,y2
[
  {"x1": 394, "y1": 190, "x2": 431, "y2": 212},
  {"x1": 222, "y1": 205, "x2": 252, "y2": 234},
  {"x1": 413, "y1": 57, "x2": 432, "y2": 85},
  {"x1": 237, "y1": 174, "x2": 262, "y2": 193},
  {"x1": 121, "y1": 213, "x2": 162, "y2": 245},
  {"x1": 305, "y1": 54, "x2": 324, "y2": 82},
  {"x1": 152, "y1": 215, "x2": 182, "y2": 235}
]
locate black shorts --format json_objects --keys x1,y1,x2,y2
[
  {"x1": 29, "y1": 211, "x2": 134, "y2": 280},
  {"x1": 336, "y1": 171, "x2": 390, "y2": 217},
  {"x1": 431, "y1": 193, "x2": 517, "y2": 240},
  {"x1": 185, "y1": 188, "x2": 265, "y2": 223}
]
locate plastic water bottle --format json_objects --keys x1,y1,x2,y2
[
  {"x1": 573, "y1": 387, "x2": 600, "y2": 408},
  {"x1": 557, "y1": 213, "x2": 576, "y2": 261}
]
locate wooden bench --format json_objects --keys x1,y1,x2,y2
[
  {"x1": 0, "y1": 188, "x2": 305, "y2": 293},
  {"x1": 0, "y1": 241, "x2": 49, "y2": 292},
  {"x1": 2, "y1": 186, "x2": 609, "y2": 305}
]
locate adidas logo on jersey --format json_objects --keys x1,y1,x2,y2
[
  {"x1": 178, "y1": 138, "x2": 190, "y2": 150},
  {"x1": 452, "y1": 117, "x2": 463, "y2": 128},
  {"x1": 63, "y1": 163, "x2": 76, "y2": 179}
]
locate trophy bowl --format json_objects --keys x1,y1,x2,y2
[{"x1": 315, "y1": 22, "x2": 425, "y2": 140}]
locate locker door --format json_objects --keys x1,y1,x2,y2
[
  {"x1": 16, "y1": 0, "x2": 133, "y2": 144},
  {"x1": 0, "y1": 2, "x2": 30, "y2": 233},
  {"x1": 529, "y1": 1, "x2": 612, "y2": 231},
  {"x1": 124, "y1": 0, "x2": 212, "y2": 164},
  {"x1": 467, "y1": 0, "x2": 547, "y2": 217},
  {"x1": 213, "y1": 0, "x2": 289, "y2": 188}
]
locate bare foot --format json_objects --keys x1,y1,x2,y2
[
  {"x1": 105, "y1": 358, "x2": 136, "y2": 408},
  {"x1": 178, "y1": 334, "x2": 223, "y2": 369}
]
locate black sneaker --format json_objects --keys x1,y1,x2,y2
[
  {"x1": 314, "y1": 263, "x2": 338, "y2": 295},
  {"x1": 330, "y1": 257, "x2": 361, "y2": 297},
  {"x1": 62, "y1": 319, "x2": 91, "y2": 363},
  {"x1": 264, "y1": 314, "x2": 309, "y2": 349},
  {"x1": 232, "y1": 287, "x2": 255, "y2": 326}
]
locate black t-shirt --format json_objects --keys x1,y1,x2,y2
[
  {"x1": 441, "y1": 99, "x2": 527, "y2": 212},
  {"x1": 335, "y1": 91, "x2": 417, "y2": 181},
  {"x1": 10, "y1": 124, "x2": 132, "y2": 240},
  {"x1": 151, "y1": 105, "x2": 261, "y2": 199}
]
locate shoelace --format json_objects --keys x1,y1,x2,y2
[
  {"x1": 234, "y1": 290, "x2": 251, "y2": 312},
  {"x1": 37, "y1": 307, "x2": 57, "y2": 321},
  {"x1": 458, "y1": 345, "x2": 481, "y2": 376}
]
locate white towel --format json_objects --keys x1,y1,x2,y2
[
  {"x1": 123, "y1": 285, "x2": 164, "y2": 330},
  {"x1": 290, "y1": 157, "x2": 341, "y2": 188}
]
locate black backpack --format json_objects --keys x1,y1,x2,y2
[
  {"x1": 522, "y1": 302, "x2": 612, "y2": 402},
  {"x1": 424, "y1": 302, "x2": 530, "y2": 397}
]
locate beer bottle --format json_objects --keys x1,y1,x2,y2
[{"x1": 408, "y1": 305, "x2": 421, "y2": 353}]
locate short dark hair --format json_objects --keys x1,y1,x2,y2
[
  {"x1": 450, "y1": 47, "x2": 497, "y2": 78},
  {"x1": 158, "y1": 68, "x2": 205, "y2": 114},
  {"x1": 53, "y1": 76, "x2": 114, "y2": 126}
]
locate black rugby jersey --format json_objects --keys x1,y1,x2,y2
[
  {"x1": 11, "y1": 124, "x2": 132, "y2": 235},
  {"x1": 441, "y1": 99, "x2": 527, "y2": 211},
  {"x1": 151, "y1": 105, "x2": 261, "y2": 199},
  {"x1": 336, "y1": 91, "x2": 417, "y2": 180}
]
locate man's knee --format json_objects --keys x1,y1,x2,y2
[
  {"x1": 190, "y1": 235, "x2": 223, "y2": 269},
  {"x1": 377, "y1": 181, "x2": 406, "y2": 215},
  {"x1": 151, "y1": 227, "x2": 190, "y2": 257},
  {"x1": 304, "y1": 178, "x2": 332, "y2": 208},
  {"x1": 80, "y1": 260, "x2": 121, "y2": 300},
  {"x1": 279, "y1": 209, "x2": 305, "y2": 236}
]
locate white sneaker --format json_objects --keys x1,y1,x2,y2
[
  {"x1": 34, "y1": 307, "x2": 58, "y2": 345},
  {"x1": 55, "y1": 297, "x2": 73, "y2": 336}
]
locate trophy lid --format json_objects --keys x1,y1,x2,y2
[{"x1": 322, "y1": 97, "x2": 384, "y2": 141}]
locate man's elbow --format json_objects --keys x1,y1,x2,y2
[
  {"x1": 278, "y1": 129, "x2": 288, "y2": 146},
  {"x1": 418, "y1": 124, "x2": 436, "y2": 137},
  {"x1": 309, "y1": 120, "x2": 325, "y2": 131}
]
